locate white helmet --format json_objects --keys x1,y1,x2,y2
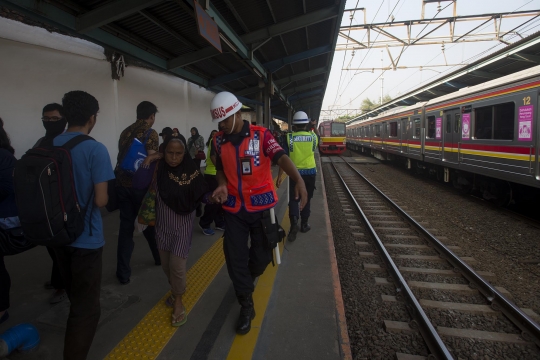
[
  {"x1": 210, "y1": 91, "x2": 242, "y2": 123},
  {"x1": 292, "y1": 111, "x2": 309, "y2": 124}
]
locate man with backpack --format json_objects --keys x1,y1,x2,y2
[
  {"x1": 37, "y1": 91, "x2": 113, "y2": 359},
  {"x1": 115, "y1": 101, "x2": 161, "y2": 285}
]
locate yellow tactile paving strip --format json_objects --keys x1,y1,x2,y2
[
  {"x1": 105, "y1": 238, "x2": 225, "y2": 360},
  {"x1": 226, "y1": 212, "x2": 289, "y2": 360}
]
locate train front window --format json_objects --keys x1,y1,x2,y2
[{"x1": 331, "y1": 122, "x2": 346, "y2": 136}]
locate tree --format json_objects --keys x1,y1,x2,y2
[
  {"x1": 360, "y1": 94, "x2": 393, "y2": 113},
  {"x1": 361, "y1": 98, "x2": 377, "y2": 112},
  {"x1": 334, "y1": 115, "x2": 353, "y2": 123}
]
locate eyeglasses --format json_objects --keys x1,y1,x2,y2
[{"x1": 42, "y1": 116, "x2": 63, "y2": 122}]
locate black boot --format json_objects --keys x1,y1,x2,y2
[
  {"x1": 236, "y1": 293, "x2": 255, "y2": 335},
  {"x1": 300, "y1": 219, "x2": 311, "y2": 233},
  {"x1": 288, "y1": 216, "x2": 298, "y2": 242}
]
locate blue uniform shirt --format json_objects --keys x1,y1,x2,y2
[{"x1": 54, "y1": 132, "x2": 115, "y2": 249}]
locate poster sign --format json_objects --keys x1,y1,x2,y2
[
  {"x1": 518, "y1": 105, "x2": 533, "y2": 141},
  {"x1": 462, "y1": 113, "x2": 470, "y2": 140},
  {"x1": 194, "y1": 1, "x2": 222, "y2": 53},
  {"x1": 435, "y1": 117, "x2": 442, "y2": 139}
]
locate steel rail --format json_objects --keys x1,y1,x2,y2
[
  {"x1": 342, "y1": 159, "x2": 540, "y2": 348},
  {"x1": 330, "y1": 159, "x2": 454, "y2": 360}
]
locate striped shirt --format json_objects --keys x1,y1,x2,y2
[{"x1": 154, "y1": 186, "x2": 195, "y2": 258}]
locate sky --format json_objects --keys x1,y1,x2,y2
[{"x1": 321, "y1": 0, "x2": 540, "y2": 120}]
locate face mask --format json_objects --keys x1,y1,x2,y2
[{"x1": 43, "y1": 119, "x2": 67, "y2": 138}]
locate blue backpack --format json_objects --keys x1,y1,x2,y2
[{"x1": 119, "y1": 130, "x2": 151, "y2": 174}]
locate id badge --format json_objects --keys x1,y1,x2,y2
[{"x1": 240, "y1": 157, "x2": 252, "y2": 175}]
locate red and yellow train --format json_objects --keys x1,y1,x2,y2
[
  {"x1": 346, "y1": 65, "x2": 540, "y2": 205},
  {"x1": 318, "y1": 121, "x2": 346, "y2": 155}
]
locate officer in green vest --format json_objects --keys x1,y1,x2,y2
[{"x1": 277, "y1": 111, "x2": 318, "y2": 242}]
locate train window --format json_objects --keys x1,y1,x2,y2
[
  {"x1": 454, "y1": 114, "x2": 461, "y2": 133},
  {"x1": 374, "y1": 125, "x2": 381, "y2": 137},
  {"x1": 389, "y1": 122, "x2": 398, "y2": 137},
  {"x1": 474, "y1": 102, "x2": 514, "y2": 140},
  {"x1": 426, "y1": 116, "x2": 436, "y2": 138},
  {"x1": 446, "y1": 114, "x2": 452, "y2": 133},
  {"x1": 413, "y1": 118, "x2": 421, "y2": 138},
  {"x1": 331, "y1": 122, "x2": 346, "y2": 136},
  {"x1": 383, "y1": 123, "x2": 387, "y2": 135}
]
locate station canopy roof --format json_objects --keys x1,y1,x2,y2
[
  {"x1": 0, "y1": 0, "x2": 348, "y2": 121},
  {"x1": 350, "y1": 31, "x2": 540, "y2": 123}
]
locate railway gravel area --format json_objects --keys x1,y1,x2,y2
[{"x1": 322, "y1": 154, "x2": 540, "y2": 359}]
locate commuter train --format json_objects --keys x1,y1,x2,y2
[
  {"x1": 318, "y1": 120, "x2": 346, "y2": 155},
  {"x1": 346, "y1": 65, "x2": 540, "y2": 205}
]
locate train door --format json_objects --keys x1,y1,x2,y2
[
  {"x1": 400, "y1": 118, "x2": 407, "y2": 153},
  {"x1": 443, "y1": 112, "x2": 459, "y2": 164}
]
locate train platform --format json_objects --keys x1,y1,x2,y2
[{"x1": 0, "y1": 154, "x2": 350, "y2": 360}]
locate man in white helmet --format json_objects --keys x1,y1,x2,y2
[
  {"x1": 209, "y1": 91, "x2": 307, "y2": 335},
  {"x1": 276, "y1": 111, "x2": 318, "y2": 241}
]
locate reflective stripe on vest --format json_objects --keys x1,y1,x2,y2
[
  {"x1": 287, "y1": 131, "x2": 317, "y2": 175},
  {"x1": 214, "y1": 126, "x2": 278, "y2": 213},
  {"x1": 205, "y1": 139, "x2": 217, "y2": 175}
]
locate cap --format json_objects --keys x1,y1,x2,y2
[{"x1": 159, "y1": 127, "x2": 173, "y2": 136}]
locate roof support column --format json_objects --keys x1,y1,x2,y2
[
  {"x1": 288, "y1": 107, "x2": 293, "y2": 132},
  {"x1": 264, "y1": 73, "x2": 273, "y2": 128}
]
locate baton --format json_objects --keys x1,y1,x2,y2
[{"x1": 270, "y1": 207, "x2": 281, "y2": 265}]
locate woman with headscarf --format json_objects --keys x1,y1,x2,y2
[
  {"x1": 187, "y1": 127, "x2": 205, "y2": 169},
  {"x1": 149, "y1": 134, "x2": 208, "y2": 326},
  {"x1": 198, "y1": 130, "x2": 224, "y2": 236}
]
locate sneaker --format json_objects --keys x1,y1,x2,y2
[
  {"x1": 300, "y1": 223, "x2": 311, "y2": 233},
  {"x1": 288, "y1": 218, "x2": 299, "y2": 242},
  {"x1": 50, "y1": 290, "x2": 67, "y2": 304},
  {"x1": 215, "y1": 224, "x2": 225, "y2": 231},
  {"x1": 200, "y1": 224, "x2": 215, "y2": 236}
]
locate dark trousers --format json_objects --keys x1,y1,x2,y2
[
  {"x1": 46, "y1": 246, "x2": 64, "y2": 289},
  {"x1": 0, "y1": 256, "x2": 9, "y2": 312},
  {"x1": 199, "y1": 174, "x2": 224, "y2": 228},
  {"x1": 116, "y1": 186, "x2": 160, "y2": 282},
  {"x1": 223, "y1": 209, "x2": 272, "y2": 295},
  {"x1": 288, "y1": 175, "x2": 316, "y2": 223},
  {"x1": 54, "y1": 247, "x2": 103, "y2": 360}
]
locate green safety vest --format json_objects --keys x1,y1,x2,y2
[
  {"x1": 287, "y1": 131, "x2": 318, "y2": 175},
  {"x1": 205, "y1": 140, "x2": 217, "y2": 175}
]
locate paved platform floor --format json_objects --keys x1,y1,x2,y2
[{"x1": 1, "y1": 154, "x2": 349, "y2": 360}]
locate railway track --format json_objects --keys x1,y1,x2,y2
[{"x1": 328, "y1": 156, "x2": 540, "y2": 359}]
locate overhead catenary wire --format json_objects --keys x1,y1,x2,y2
[
  {"x1": 387, "y1": 0, "x2": 538, "y2": 96},
  {"x1": 336, "y1": 0, "x2": 402, "y2": 103},
  {"x1": 338, "y1": 0, "x2": 450, "y2": 109}
]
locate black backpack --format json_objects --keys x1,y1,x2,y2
[{"x1": 14, "y1": 135, "x2": 94, "y2": 247}]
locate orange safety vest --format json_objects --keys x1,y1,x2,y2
[{"x1": 214, "y1": 125, "x2": 278, "y2": 213}]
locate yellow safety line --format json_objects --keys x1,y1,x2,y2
[
  {"x1": 105, "y1": 174, "x2": 285, "y2": 359},
  {"x1": 226, "y1": 211, "x2": 290, "y2": 360},
  {"x1": 105, "y1": 239, "x2": 226, "y2": 360}
]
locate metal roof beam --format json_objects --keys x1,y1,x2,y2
[
  {"x1": 468, "y1": 70, "x2": 500, "y2": 79},
  {"x1": 168, "y1": 6, "x2": 339, "y2": 70},
  {"x1": 234, "y1": 67, "x2": 328, "y2": 97},
  {"x1": 208, "y1": 45, "x2": 332, "y2": 87},
  {"x1": 1, "y1": 0, "x2": 208, "y2": 87},
  {"x1": 283, "y1": 81, "x2": 326, "y2": 96},
  {"x1": 242, "y1": 6, "x2": 340, "y2": 44},
  {"x1": 275, "y1": 67, "x2": 328, "y2": 86},
  {"x1": 265, "y1": 45, "x2": 333, "y2": 72},
  {"x1": 289, "y1": 89, "x2": 324, "y2": 101},
  {"x1": 509, "y1": 53, "x2": 540, "y2": 63},
  {"x1": 77, "y1": 0, "x2": 164, "y2": 33}
]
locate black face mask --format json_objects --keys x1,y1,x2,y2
[{"x1": 43, "y1": 119, "x2": 67, "y2": 139}]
